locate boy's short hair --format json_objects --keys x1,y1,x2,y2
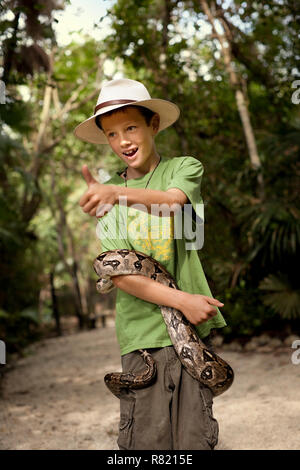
[{"x1": 95, "y1": 105, "x2": 156, "y2": 131}]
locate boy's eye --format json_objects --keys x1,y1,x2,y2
[
  {"x1": 127, "y1": 126, "x2": 136, "y2": 131},
  {"x1": 108, "y1": 132, "x2": 116, "y2": 138}
]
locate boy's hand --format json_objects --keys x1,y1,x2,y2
[
  {"x1": 79, "y1": 165, "x2": 118, "y2": 217},
  {"x1": 175, "y1": 292, "x2": 224, "y2": 325},
  {"x1": 111, "y1": 274, "x2": 223, "y2": 326}
]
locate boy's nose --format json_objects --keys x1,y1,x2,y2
[{"x1": 120, "y1": 135, "x2": 131, "y2": 147}]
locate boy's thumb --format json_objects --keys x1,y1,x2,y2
[{"x1": 82, "y1": 165, "x2": 97, "y2": 186}]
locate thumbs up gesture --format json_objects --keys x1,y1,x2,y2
[
  {"x1": 79, "y1": 165, "x2": 117, "y2": 217},
  {"x1": 81, "y1": 165, "x2": 98, "y2": 187}
]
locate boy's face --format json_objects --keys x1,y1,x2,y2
[{"x1": 100, "y1": 107, "x2": 159, "y2": 170}]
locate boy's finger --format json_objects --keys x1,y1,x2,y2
[
  {"x1": 79, "y1": 191, "x2": 90, "y2": 207},
  {"x1": 82, "y1": 165, "x2": 97, "y2": 187},
  {"x1": 206, "y1": 297, "x2": 224, "y2": 306},
  {"x1": 81, "y1": 197, "x2": 96, "y2": 212}
]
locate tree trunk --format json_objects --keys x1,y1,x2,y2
[
  {"x1": 19, "y1": 49, "x2": 100, "y2": 228},
  {"x1": 200, "y1": 0, "x2": 264, "y2": 197},
  {"x1": 49, "y1": 271, "x2": 62, "y2": 336},
  {"x1": 55, "y1": 216, "x2": 85, "y2": 330},
  {"x1": 2, "y1": 11, "x2": 20, "y2": 84},
  {"x1": 71, "y1": 261, "x2": 85, "y2": 329},
  {"x1": 51, "y1": 173, "x2": 86, "y2": 330}
]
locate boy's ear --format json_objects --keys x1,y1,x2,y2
[{"x1": 151, "y1": 113, "x2": 160, "y2": 134}]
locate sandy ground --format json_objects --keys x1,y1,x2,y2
[{"x1": 0, "y1": 323, "x2": 299, "y2": 450}]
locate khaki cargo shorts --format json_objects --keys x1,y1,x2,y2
[{"x1": 117, "y1": 336, "x2": 219, "y2": 450}]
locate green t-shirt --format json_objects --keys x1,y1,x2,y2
[{"x1": 97, "y1": 155, "x2": 226, "y2": 355}]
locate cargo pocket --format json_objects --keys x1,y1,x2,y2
[
  {"x1": 117, "y1": 396, "x2": 135, "y2": 450},
  {"x1": 199, "y1": 385, "x2": 219, "y2": 449}
]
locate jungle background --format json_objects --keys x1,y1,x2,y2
[{"x1": 0, "y1": 0, "x2": 299, "y2": 359}]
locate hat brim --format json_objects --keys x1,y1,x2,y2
[{"x1": 73, "y1": 99, "x2": 180, "y2": 144}]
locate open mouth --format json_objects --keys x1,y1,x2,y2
[{"x1": 123, "y1": 147, "x2": 138, "y2": 158}]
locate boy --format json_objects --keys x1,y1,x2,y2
[{"x1": 74, "y1": 78, "x2": 226, "y2": 450}]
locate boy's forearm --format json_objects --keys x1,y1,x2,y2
[
  {"x1": 112, "y1": 274, "x2": 185, "y2": 311},
  {"x1": 79, "y1": 177, "x2": 187, "y2": 218},
  {"x1": 115, "y1": 186, "x2": 185, "y2": 215},
  {"x1": 112, "y1": 271, "x2": 223, "y2": 325}
]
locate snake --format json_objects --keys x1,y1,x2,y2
[{"x1": 93, "y1": 249, "x2": 234, "y2": 398}]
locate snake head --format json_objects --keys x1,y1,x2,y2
[
  {"x1": 96, "y1": 277, "x2": 114, "y2": 293},
  {"x1": 93, "y1": 256, "x2": 104, "y2": 276},
  {"x1": 93, "y1": 255, "x2": 121, "y2": 276}
]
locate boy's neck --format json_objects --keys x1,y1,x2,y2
[{"x1": 125, "y1": 153, "x2": 161, "y2": 180}]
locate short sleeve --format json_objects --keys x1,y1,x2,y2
[{"x1": 166, "y1": 156, "x2": 204, "y2": 225}]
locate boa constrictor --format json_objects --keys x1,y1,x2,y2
[{"x1": 93, "y1": 249, "x2": 234, "y2": 398}]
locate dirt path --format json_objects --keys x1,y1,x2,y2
[{"x1": 0, "y1": 325, "x2": 299, "y2": 450}]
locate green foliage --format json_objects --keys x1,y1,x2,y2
[
  {"x1": 222, "y1": 286, "x2": 278, "y2": 339},
  {"x1": 259, "y1": 274, "x2": 300, "y2": 320},
  {"x1": 0, "y1": 0, "x2": 299, "y2": 356},
  {"x1": 100, "y1": 0, "x2": 300, "y2": 327},
  {"x1": 0, "y1": 307, "x2": 41, "y2": 353}
]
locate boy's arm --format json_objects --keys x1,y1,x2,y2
[
  {"x1": 79, "y1": 165, "x2": 187, "y2": 217},
  {"x1": 112, "y1": 274, "x2": 224, "y2": 326}
]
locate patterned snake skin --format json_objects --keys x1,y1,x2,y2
[{"x1": 93, "y1": 249, "x2": 234, "y2": 398}]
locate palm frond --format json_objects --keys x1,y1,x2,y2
[{"x1": 259, "y1": 274, "x2": 300, "y2": 319}]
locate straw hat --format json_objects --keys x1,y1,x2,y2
[{"x1": 73, "y1": 78, "x2": 180, "y2": 144}]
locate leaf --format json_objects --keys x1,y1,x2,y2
[
  {"x1": 259, "y1": 274, "x2": 300, "y2": 319},
  {"x1": 0, "y1": 309, "x2": 10, "y2": 319},
  {"x1": 19, "y1": 308, "x2": 40, "y2": 325}
]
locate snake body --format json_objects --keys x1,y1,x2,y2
[{"x1": 93, "y1": 249, "x2": 234, "y2": 398}]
